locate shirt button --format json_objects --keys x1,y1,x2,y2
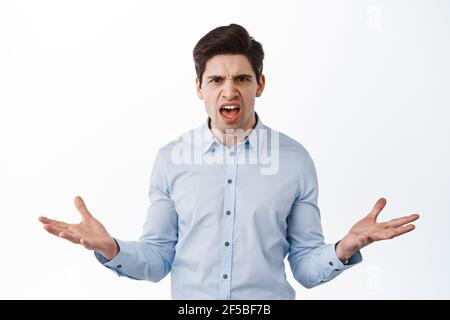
[
  {"x1": 329, "y1": 261, "x2": 333, "y2": 266},
  {"x1": 224, "y1": 242, "x2": 229, "y2": 246},
  {"x1": 117, "y1": 265, "x2": 122, "y2": 268},
  {"x1": 223, "y1": 274, "x2": 228, "y2": 279},
  {"x1": 226, "y1": 210, "x2": 231, "y2": 215},
  {"x1": 227, "y1": 179, "x2": 232, "y2": 184}
]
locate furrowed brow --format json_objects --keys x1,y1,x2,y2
[
  {"x1": 206, "y1": 75, "x2": 224, "y2": 80},
  {"x1": 233, "y1": 74, "x2": 253, "y2": 79},
  {"x1": 206, "y1": 74, "x2": 253, "y2": 80}
]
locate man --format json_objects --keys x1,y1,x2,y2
[{"x1": 39, "y1": 24, "x2": 419, "y2": 299}]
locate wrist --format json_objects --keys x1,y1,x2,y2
[
  {"x1": 100, "y1": 237, "x2": 119, "y2": 261},
  {"x1": 335, "y1": 236, "x2": 356, "y2": 263}
]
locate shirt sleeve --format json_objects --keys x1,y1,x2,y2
[
  {"x1": 94, "y1": 148, "x2": 178, "y2": 282},
  {"x1": 287, "y1": 151, "x2": 362, "y2": 289}
]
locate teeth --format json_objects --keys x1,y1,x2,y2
[{"x1": 222, "y1": 105, "x2": 239, "y2": 110}]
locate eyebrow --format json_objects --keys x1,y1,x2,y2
[{"x1": 206, "y1": 74, "x2": 253, "y2": 80}]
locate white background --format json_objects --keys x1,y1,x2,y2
[{"x1": 1, "y1": 0, "x2": 449, "y2": 299}]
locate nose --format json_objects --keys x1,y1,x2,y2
[{"x1": 221, "y1": 78, "x2": 239, "y2": 100}]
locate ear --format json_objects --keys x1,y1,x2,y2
[
  {"x1": 256, "y1": 74, "x2": 265, "y2": 97},
  {"x1": 196, "y1": 78, "x2": 204, "y2": 100}
]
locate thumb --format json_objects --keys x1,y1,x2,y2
[
  {"x1": 74, "y1": 196, "x2": 93, "y2": 220},
  {"x1": 368, "y1": 197, "x2": 387, "y2": 222}
]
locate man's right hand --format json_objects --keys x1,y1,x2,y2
[{"x1": 38, "y1": 196, "x2": 119, "y2": 260}]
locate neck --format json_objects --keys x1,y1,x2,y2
[{"x1": 209, "y1": 113, "x2": 257, "y2": 148}]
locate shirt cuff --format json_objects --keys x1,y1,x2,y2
[
  {"x1": 94, "y1": 238, "x2": 132, "y2": 276},
  {"x1": 325, "y1": 243, "x2": 363, "y2": 272}
]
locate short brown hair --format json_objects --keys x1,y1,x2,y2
[{"x1": 193, "y1": 24, "x2": 264, "y2": 87}]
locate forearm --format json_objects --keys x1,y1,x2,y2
[
  {"x1": 290, "y1": 244, "x2": 363, "y2": 289},
  {"x1": 95, "y1": 238, "x2": 173, "y2": 282}
]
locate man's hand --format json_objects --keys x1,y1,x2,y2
[
  {"x1": 336, "y1": 198, "x2": 420, "y2": 262},
  {"x1": 38, "y1": 196, "x2": 119, "y2": 260}
]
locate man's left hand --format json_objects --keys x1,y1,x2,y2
[{"x1": 336, "y1": 198, "x2": 420, "y2": 262}]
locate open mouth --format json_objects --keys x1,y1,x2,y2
[{"x1": 219, "y1": 105, "x2": 241, "y2": 119}]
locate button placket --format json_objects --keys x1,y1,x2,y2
[{"x1": 219, "y1": 147, "x2": 238, "y2": 299}]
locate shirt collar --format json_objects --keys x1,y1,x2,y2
[{"x1": 201, "y1": 112, "x2": 265, "y2": 154}]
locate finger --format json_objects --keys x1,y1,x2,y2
[
  {"x1": 38, "y1": 216, "x2": 69, "y2": 229},
  {"x1": 80, "y1": 238, "x2": 94, "y2": 250},
  {"x1": 374, "y1": 224, "x2": 416, "y2": 241},
  {"x1": 59, "y1": 231, "x2": 81, "y2": 244},
  {"x1": 42, "y1": 224, "x2": 66, "y2": 237},
  {"x1": 392, "y1": 224, "x2": 416, "y2": 237},
  {"x1": 368, "y1": 198, "x2": 387, "y2": 222},
  {"x1": 386, "y1": 214, "x2": 420, "y2": 228},
  {"x1": 74, "y1": 196, "x2": 93, "y2": 220}
]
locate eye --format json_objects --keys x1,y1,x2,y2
[
  {"x1": 209, "y1": 77, "x2": 222, "y2": 83},
  {"x1": 236, "y1": 75, "x2": 250, "y2": 82}
]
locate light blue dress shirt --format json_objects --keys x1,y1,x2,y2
[{"x1": 95, "y1": 113, "x2": 362, "y2": 299}]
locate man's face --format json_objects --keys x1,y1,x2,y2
[{"x1": 196, "y1": 54, "x2": 265, "y2": 133}]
